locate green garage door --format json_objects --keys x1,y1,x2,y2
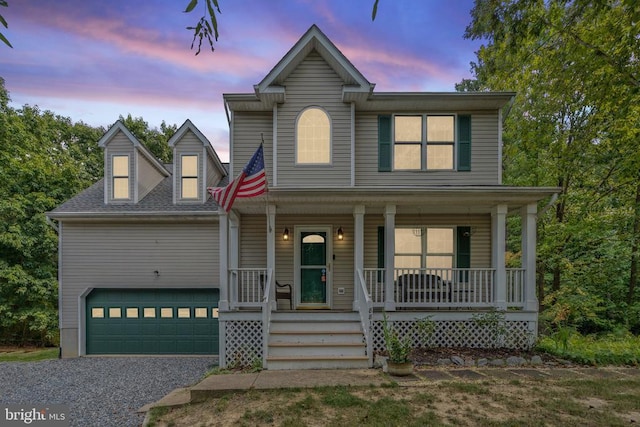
[{"x1": 86, "y1": 289, "x2": 219, "y2": 355}]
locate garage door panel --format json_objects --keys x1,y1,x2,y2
[{"x1": 87, "y1": 289, "x2": 219, "y2": 355}]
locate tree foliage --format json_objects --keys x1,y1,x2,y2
[
  {"x1": 0, "y1": 80, "x2": 175, "y2": 345},
  {"x1": 465, "y1": 0, "x2": 640, "y2": 333},
  {"x1": 184, "y1": 0, "x2": 221, "y2": 55}
]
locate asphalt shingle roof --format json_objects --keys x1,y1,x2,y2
[{"x1": 49, "y1": 164, "x2": 229, "y2": 216}]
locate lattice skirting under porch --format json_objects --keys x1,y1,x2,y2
[
  {"x1": 224, "y1": 320, "x2": 262, "y2": 367},
  {"x1": 371, "y1": 319, "x2": 536, "y2": 352}
]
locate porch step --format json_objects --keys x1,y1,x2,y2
[
  {"x1": 266, "y1": 313, "x2": 368, "y2": 370},
  {"x1": 266, "y1": 356, "x2": 369, "y2": 370}
]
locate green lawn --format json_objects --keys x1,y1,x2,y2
[
  {"x1": 537, "y1": 331, "x2": 640, "y2": 365},
  {"x1": 0, "y1": 347, "x2": 59, "y2": 362},
  {"x1": 149, "y1": 375, "x2": 640, "y2": 426}
]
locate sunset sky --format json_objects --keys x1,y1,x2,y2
[{"x1": 1, "y1": 1, "x2": 483, "y2": 160}]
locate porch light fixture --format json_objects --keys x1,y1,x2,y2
[
  {"x1": 337, "y1": 227, "x2": 344, "y2": 241},
  {"x1": 283, "y1": 227, "x2": 289, "y2": 241},
  {"x1": 463, "y1": 227, "x2": 476, "y2": 237}
]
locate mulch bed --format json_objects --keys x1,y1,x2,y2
[{"x1": 409, "y1": 347, "x2": 554, "y2": 365}]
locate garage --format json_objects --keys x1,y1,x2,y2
[{"x1": 86, "y1": 289, "x2": 219, "y2": 355}]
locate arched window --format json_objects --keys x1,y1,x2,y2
[{"x1": 296, "y1": 107, "x2": 331, "y2": 164}]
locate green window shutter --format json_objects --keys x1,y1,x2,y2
[
  {"x1": 456, "y1": 227, "x2": 471, "y2": 282},
  {"x1": 457, "y1": 115, "x2": 471, "y2": 171},
  {"x1": 377, "y1": 226, "x2": 385, "y2": 282},
  {"x1": 378, "y1": 115, "x2": 392, "y2": 172}
]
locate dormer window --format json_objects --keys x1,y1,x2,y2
[
  {"x1": 181, "y1": 154, "x2": 199, "y2": 199},
  {"x1": 112, "y1": 155, "x2": 130, "y2": 199},
  {"x1": 296, "y1": 107, "x2": 331, "y2": 164}
]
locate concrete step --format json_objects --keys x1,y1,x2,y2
[
  {"x1": 266, "y1": 355, "x2": 370, "y2": 370},
  {"x1": 268, "y1": 342, "x2": 365, "y2": 357}
]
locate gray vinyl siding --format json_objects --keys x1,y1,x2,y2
[
  {"x1": 363, "y1": 214, "x2": 491, "y2": 269},
  {"x1": 275, "y1": 51, "x2": 351, "y2": 187},
  {"x1": 355, "y1": 112, "x2": 500, "y2": 186},
  {"x1": 206, "y1": 154, "x2": 222, "y2": 188},
  {"x1": 137, "y1": 151, "x2": 165, "y2": 201},
  {"x1": 231, "y1": 112, "x2": 272, "y2": 179},
  {"x1": 104, "y1": 132, "x2": 135, "y2": 202},
  {"x1": 59, "y1": 221, "x2": 219, "y2": 329},
  {"x1": 174, "y1": 130, "x2": 206, "y2": 202}
]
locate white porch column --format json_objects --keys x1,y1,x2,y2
[
  {"x1": 353, "y1": 205, "x2": 365, "y2": 311},
  {"x1": 522, "y1": 203, "x2": 538, "y2": 311},
  {"x1": 218, "y1": 212, "x2": 229, "y2": 311},
  {"x1": 384, "y1": 205, "x2": 396, "y2": 311},
  {"x1": 492, "y1": 204, "x2": 508, "y2": 310},
  {"x1": 229, "y1": 210, "x2": 240, "y2": 276},
  {"x1": 266, "y1": 204, "x2": 277, "y2": 308}
]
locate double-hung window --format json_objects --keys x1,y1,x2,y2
[
  {"x1": 181, "y1": 155, "x2": 199, "y2": 199},
  {"x1": 393, "y1": 115, "x2": 454, "y2": 170},
  {"x1": 394, "y1": 227, "x2": 454, "y2": 274},
  {"x1": 112, "y1": 155, "x2": 130, "y2": 200},
  {"x1": 378, "y1": 114, "x2": 471, "y2": 172}
]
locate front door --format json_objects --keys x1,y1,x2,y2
[{"x1": 296, "y1": 227, "x2": 332, "y2": 309}]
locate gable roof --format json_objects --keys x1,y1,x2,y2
[
  {"x1": 257, "y1": 24, "x2": 373, "y2": 93},
  {"x1": 98, "y1": 120, "x2": 169, "y2": 176},
  {"x1": 168, "y1": 119, "x2": 228, "y2": 178},
  {"x1": 226, "y1": 25, "x2": 374, "y2": 110}
]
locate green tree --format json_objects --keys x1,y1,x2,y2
[
  {"x1": 0, "y1": 79, "x2": 104, "y2": 345},
  {"x1": 119, "y1": 114, "x2": 176, "y2": 163},
  {"x1": 465, "y1": 0, "x2": 640, "y2": 332}
]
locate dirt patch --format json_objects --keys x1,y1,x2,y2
[
  {"x1": 580, "y1": 397, "x2": 608, "y2": 409},
  {"x1": 619, "y1": 411, "x2": 640, "y2": 423}
]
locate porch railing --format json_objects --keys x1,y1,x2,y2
[
  {"x1": 506, "y1": 268, "x2": 525, "y2": 307},
  {"x1": 229, "y1": 268, "x2": 267, "y2": 309},
  {"x1": 231, "y1": 266, "x2": 526, "y2": 310},
  {"x1": 363, "y1": 267, "x2": 525, "y2": 308},
  {"x1": 356, "y1": 269, "x2": 373, "y2": 366}
]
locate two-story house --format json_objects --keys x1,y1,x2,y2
[{"x1": 48, "y1": 25, "x2": 558, "y2": 368}]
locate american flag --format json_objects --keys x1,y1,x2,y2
[{"x1": 208, "y1": 144, "x2": 267, "y2": 212}]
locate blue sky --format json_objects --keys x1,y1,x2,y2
[{"x1": 1, "y1": 0, "x2": 483, "y2": 160}]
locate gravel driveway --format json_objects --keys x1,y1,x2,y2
[{"x1": 0, "y1": 356, "x2": 217, "y2": 426}]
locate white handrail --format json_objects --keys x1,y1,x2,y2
[
  {"x1": 356, "y1": 269, "x2": 373, "y2": 367},
  {"x1": 262, "y1": 268, "x2": 273, "y2": 369}
]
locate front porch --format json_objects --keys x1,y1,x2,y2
[
  {"x1": 219, "y1": 266, "x2": 537, "y2": 369},
  {"x1": 216, "y1": 191, "x2": 545, "y2": 369}
]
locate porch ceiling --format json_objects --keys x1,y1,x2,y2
[{"x1": 228, "y1": 186, "x2": 560, "y2": 215}]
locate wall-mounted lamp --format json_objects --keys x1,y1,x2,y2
[
  {"x1": 154, "y1": 270, "x2": 160, "y2": 278},
  {"x1": 282, "y1": 227, "x2": 290, "y2": 241},
  {"x1": 337, "y1": 226, "x2": 344, "y2": 241},
  {"x1": 462, "y1": 227, "x2": 476, "y2": 238}
]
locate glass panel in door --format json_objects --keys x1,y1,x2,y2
[{"x1": 300, "y1": 232, "x2": 327, "y2": 305}]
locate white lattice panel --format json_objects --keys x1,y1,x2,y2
[
  {"x1": 224, "y1": 320, "x2": 263, "y2": 368},
  {"x1": 372, "y1": 320, "x2": 534, "y2": 352}
]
